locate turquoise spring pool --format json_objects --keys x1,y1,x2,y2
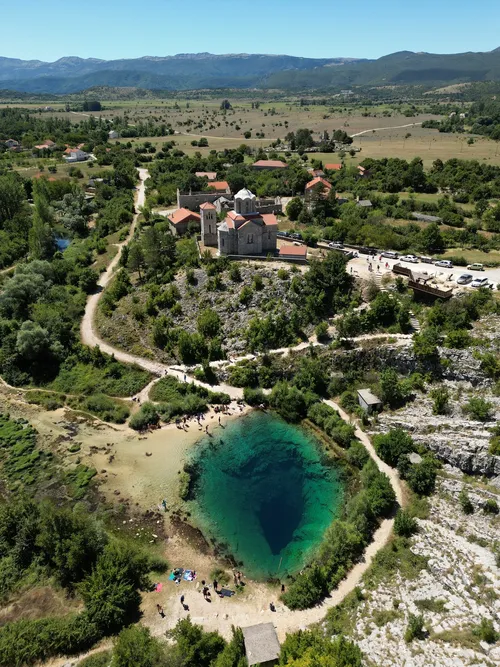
[{"x1": 188, "y1": 411, "x2": 344, "y2": 580}]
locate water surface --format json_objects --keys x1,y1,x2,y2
[{"x1": 189, "y1": 411, "x2": 343, "y2": 579}]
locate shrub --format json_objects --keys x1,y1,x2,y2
[
  {"x1": 473, "y1": 618, "x2": 499, "y2": 644},
  {"x1": 483, "y1": 498, "x2": 499, "y2": 514},
  {"x1": 228, "y1": 263, "x2": 241, "y2": 282},
  {"x1": 129, "y1": 403, "x2": 159, "y2": 431},
  {"x1": 315, "y1": 321, "x2": 329, "y2": 341},
  {"x1": 404, "y1": 614, "x2": 426, "y2": 642},
  {"x1": 345, "y1": 441, "x2": 370, "y2": 468},
  {"x1": 394, "y1": 510, "x2": 418, "y2": 537},
  {"x1": 243, "y1": 387, "x2": 268, "y2": 406},
  {"x1": 112, "y1": 625, "x2": 165, "y2": 667},
  {"x1": 373, "y1": 428, "x2": 415, "y2": 467},
  {"x1": 444, "y1": 329, "x2": 472, "y2": 349},
  {"x1": 406, "y1": 460, "x2": 437, "y2": 496},
  {"x1": 463, "y1": 397, "x2": 493, "y2": 421},
  {"x1": 339, "y1": 391, "x2": 358, "y2": 412},
  {"x1": 459, "y1": 488, "x2": 474, "y2": 514},
  {"x1": 430, "y1": 386, "x2": 449, "y2": 415}
]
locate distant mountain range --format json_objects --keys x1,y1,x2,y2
[{"x1": 1, "y1": 49, "x2": 500, "y2": 94}]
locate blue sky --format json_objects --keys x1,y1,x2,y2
[{"x1": 5, "y1": 0, "x2": 500, "y2": 62}]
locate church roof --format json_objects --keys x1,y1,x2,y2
[
  {"x1": 200, "y1": 202, "x2": 216, "y2": 210},
  {"x1": 235, "y1": 188, "x2": 255, "y2": 199}
]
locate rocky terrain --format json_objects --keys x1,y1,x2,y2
[
  {"x1": 97, "y1": 263, "x2": 308, "y2": 362},
  {"x1": 371, "y1": 382, "x2": 500, "y2": 482},
  {"x1": 335, "y1": 472, "x2": 500, "y2": 666}
]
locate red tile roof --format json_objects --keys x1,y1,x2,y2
[
  {"x1": 305, "y1": 177, "x2": 332, "y2": 191},
  {"x1": 262, "y1": 213, "x2": 278, "y2": 226},
  {"x1": 279, "y1": 245, "x2": 307, "y2": 257},
  {"x1": 200, "y1": 202, "x2": 216, "y2": 210},
  {"x1": 196, "y1": 171, "x2": 217, "y2": 180},
  {"x1": 207, "y1": 181, "x2": 229, "y2": 192},
  {"x1": 252, "y1": 159, "x2": 288, "y2": 168},
  {"x1": 168, "y1": 208, "x2": 201, "y2": 225},
  {"x1": 325, "y1": 163, "x2": 342, "y2": 170}
]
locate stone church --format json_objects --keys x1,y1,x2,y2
[{"x1": 200, "y1": 188, "x2": 278, "y2": 256}]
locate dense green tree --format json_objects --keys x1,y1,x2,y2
[
  {"x1": 168, "y1": 617, "x2": 226, "y2": 667},
  {"x1": 112, "y1": 626, "x2": 164, "y2": 667},
  {"x1": 374, "y1": 428, "x2": 415, "y2": 467}
]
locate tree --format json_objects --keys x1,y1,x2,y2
[
  {"x1": 373, "y1": 428, "x2": 414, "y2": 467},
  {"x1": 407, "y1": 460, "x2": 437, "y2": 496},
  {"x1": 0, "y1": 172, "x2": 27, "y2": 225},
  {"x1": 212, "y1": 627, "x2": 247, "y2": 667},
  {"x1": 112, "y1": 626, "x2": 164, "y2": 667},
  {"x1": 380, "y1": 368, "x2": 410, "y2": 408},
  {"x1": 197, "y1": 308, "x2": 221, "y2": 338},
  {"x1": 29, "y1": 195, "x2": 55, "y2": 260},
  {"x1": 286, "y1": 197, "x2": 304, "y2": 221},
  {"x1": 420, "y1": 222, "x2": 444, "y2": 254},
  {"x1": 128, "y1": 244, "x2": 145, "y2": 280},
  {"x1": 168, "y1": 617, "x2": 226, "y2": 667},
  {"x1": 16, "y1": 321, "x2": 55, "y2": 361}
]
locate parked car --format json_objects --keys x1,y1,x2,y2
[
  {"x1": 279, "y1": 231, "x2": 290, "y2": 237},
  {"x1": 400, "y1": 254, "x2": 419, "y2": 263},
  {"x1": 328, "y1": 241, "x2": 344, "y2": 249},
  {"x1": 290, "y1": 232, "x2": 302, "y2": 240},
  {"x1": 456, "y1": 273, "x2": 473, "y2": 285},
  {"x1": 381, "y1": 251, "x2": 399, "y2": 259},
  {"x1": 358, "y1": 247, "x2": 377, "y2": 256},
  {"x1": 471, "y1": 277, "x2": 489, "y2": 288},
  {"x1": 420, "y1": 256, "x2": 435, "y2": 264},
  {"x1": 466, "y1": 263, "x2": 484, "y2": 271},
  {"x1": 434, "y1": 260, "x2": 453, "y2": 268}
]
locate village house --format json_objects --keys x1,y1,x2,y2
[
  {"x1": 207, "y1": 180, "x2": 230, "y2": 193},
  {"x1": 201, "y1": 188, "x2": 277, "y2": 256},
  {"x1": 279, "y1": 244, "x2": 308, "y2": 261},
  {"x1": 64, "y1": 148, "x2": 89, "y2": 163},
  {"x1": 4, "y1": 139, "x2": 19, "y2": 149},
  {"x1": 357, "y1": 165, "x2": 370, "y2": 178},
  {"x1": 108, "y1": 130, "x2": 120, "y2": 140},
  {"x1": 252, "y1": 159, "x2": 288, "y2": 171},
  {"x1": 167, "y1": 208, "x2": 201, "y2": 236},
  {"x1": 305, "y1": 176, "x2": 332, "y2": 200},
  {"x1": 325, "y1": 163, "x2": 342, "y2": 171},
  {"x1": 195, "y1": 171, "x2": 217, "y2": 181}
]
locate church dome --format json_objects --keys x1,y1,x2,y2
[{"x1": 235, "y1": 188, "x2": 255, "y2": 200}]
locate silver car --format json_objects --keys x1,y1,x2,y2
[
  {"x1": 434, "y1": 260, "x2": 453, "y2": 268},
  {"x1": 456, "y1": 273, "x2": 473, "y2": 285},
  {"x1": 471, "y1": 277, "x2": 489, "y2": 288}
]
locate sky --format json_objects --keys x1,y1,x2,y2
[{"x1": 4, "y1": 0, "x2": 500, "y2": 62}]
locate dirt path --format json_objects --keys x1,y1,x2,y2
[{"x1": 351, "y1": 122, "x2": 423, "y2": 138}]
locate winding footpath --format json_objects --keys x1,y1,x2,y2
[{"x1": 76, "y1": 167, "x2": 404, "y2": 639}]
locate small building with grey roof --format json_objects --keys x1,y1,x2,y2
[
  {"x1": 242, "y1": 623, "x2": 280, "y2": 667},
  {"x1": 357, "y1": 389, "x2": 383, "y2": 413}
]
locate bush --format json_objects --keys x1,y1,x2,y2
[
  {"x1": 373, "y1": 428, "x2": 415, "y2": 467},
  {"x1": 345, "y1": 441, "x2": 370, "y2": 468},
  {"x1": 404, "y1": 614, "x2": 426, "y2": 642},
  {"x1": 339, "y1": 391, "x2": 358, "y2": 413},
  {"x1": 444, "y1": 329, "x2": 472, "y2": 349},
  {"x1": 473, "y1": 618, "x2": 499, "y2": 644},
  {"x1": 129, "y1": 402, "x2": 159, "y2": 431},
  {"x1": 315, "y1": 321, "x2": 329, "y2": 341},
  {"x1": 112, "y1": 625, "x2": 165, "y2": 667},
  {"x1": 463, "y1": 396, "x2": 493, "y2": 421},
  {"x1": 483, "y1": 498, "x2": 499, "y2": 514},
  {"x1": 394, "y1": 510, "x2": 418, "y2": 537},
  {"x1": 406, "y1": 460, "x2": 437, "y2": 496},
  {"x1": 456, "y1": 488, "x2": 474, "y2": 516},
  {"x1": 243, "y1": 387, "x2": 268, "y2": 406},
  {"x1": 430, "y1": 387, "x2": 449, "y2": 415}
]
